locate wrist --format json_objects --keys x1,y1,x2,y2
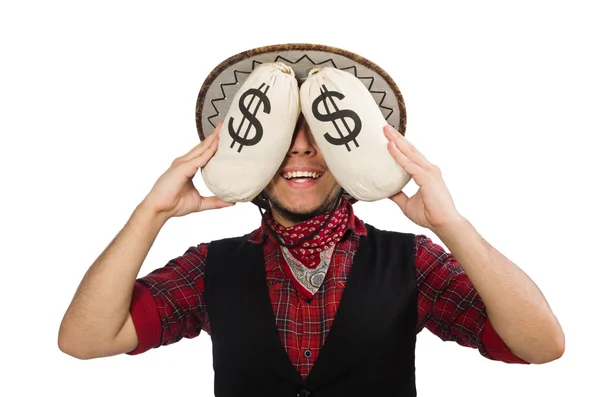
[
  {"x1": 135, "y1": 200, "x2": 171, "y2": 228},
  {"x1": 431, "y1": 215, "x2": 471, "y2": 242}
]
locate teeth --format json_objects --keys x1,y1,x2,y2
[{"x1": 283, "y1": 171, "x2": 320, "y2": 180}]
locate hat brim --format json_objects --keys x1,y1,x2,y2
[{"x1": 195, "y1": 43, "x2": 407, "y2": 208}]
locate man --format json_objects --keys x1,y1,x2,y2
[{"x1": 58, "y1": 44, "x2": 564, "y2": 396}]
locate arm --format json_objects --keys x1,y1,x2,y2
[
  {"x1": 384, "y1": 125, "x2": 564, "y2": 364},
  {"x1": 58, "y1": 123, "x2": 232, "y2": 359},
  {"x1": 433, "y1": 218, "x2": 564, "y2": 364},
  {"x1": 127, "y1": 243, "x2": 211, "y2": 356},
  {"x1": 415, "y1": 234, "x2": 528, "y2": 364},
  {"x1": 58, "y1": 204, "x2": 168, "y2": 359}
]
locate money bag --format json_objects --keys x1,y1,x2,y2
[
  {"x1": 300, "y1": 67, "x2": 411, "y2": 201},
  {"x1": 202, "y1": 62, "x2": 300, "y2": 202}
]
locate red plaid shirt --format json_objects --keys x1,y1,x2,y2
[{"x1": 128, "y1": 210, "x2": 528, "y2": 377}]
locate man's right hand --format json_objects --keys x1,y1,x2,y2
[
  {"x1": 58, "y1": 122, "x2": 236, "y2": 360},
  {"x1": 142, "y1": 121, "x2": 234, "y2": 218}
]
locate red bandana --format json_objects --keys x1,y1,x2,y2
[
  {"x1": 264, "y1": 198, "x2": 351, "y2": 299},
  {"x1": 265, "y1": 198, "x2": 350, "y2": 268}
]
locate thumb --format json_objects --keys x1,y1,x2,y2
[
  {"x1": 389, "y1": 191, "x2": 409, "y2": 213},
  {"x1": 199, "y1": 196, "x2": 236, "y2": 212}
]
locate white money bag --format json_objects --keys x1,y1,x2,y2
[
  {"x1": 202, "y1": 62, "x2": 300, "y2": 202},
  {"x1": 300, "y1": 67, "x2": 411, "y2": 201}
]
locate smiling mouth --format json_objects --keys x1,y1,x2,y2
[{"x1": 281, "y1": 171, "x2": 323, "y2": 181}]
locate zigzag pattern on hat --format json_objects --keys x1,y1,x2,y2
[{"x1": 207, "y1": 55, "x2": 394, "y2": 128}]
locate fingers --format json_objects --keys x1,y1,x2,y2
[
  {"x1": 385, "y1": 125, "x2": 444, "y2": 187},
  {"x1": 384, "y1": 125, "x2": 432, "y2": 170},
  {"x1": 387, "y1": 140, "x2": 429, "y2": 186},
  {"x1": 171, "y1": 121, "x2": 222, "y2": 178},
  {"x1": 179, "y1": 120, "x2": 223, "y2": 162},
  {"x1": 180, "y1": 137, "x2": 219, "y2": 178}
]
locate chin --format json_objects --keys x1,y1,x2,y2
[
  {"x1": 264, "y1": 184, "x2": 342, "y2": 224},
  {"x1": 281, "y1": 196, "x2": 326, "y2": 214}
]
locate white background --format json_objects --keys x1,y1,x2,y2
[{"x1": 1, "y1": 0, "x2": 598, "y2": 395}]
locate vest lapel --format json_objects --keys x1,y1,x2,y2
[
  {"x1": 246, "y1": 242, "x2": 304, "y2": 385},
  {"x1": 304, "y1": 233, "x2": 371, "y2": 389}
]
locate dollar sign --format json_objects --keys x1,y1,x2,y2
[
  {"x1": 228, "y1": 83, "x2": 271, "y2": 153},
  {"x1": 311, "y1": 84, "x2": 362, "y2": 152}
]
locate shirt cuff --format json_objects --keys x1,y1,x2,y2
[
  {"x1": 480, "y1": 318, "x2": 529, "y2": 364},
  {"x1": 126, "y1": 282, "x2": 162, "y2": 355}
]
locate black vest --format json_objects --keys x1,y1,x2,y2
[{"x1": 204, "y1": 224, "x2": 417, "y2": 397}]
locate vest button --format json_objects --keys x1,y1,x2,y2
[
  {"x1": 297, "y1": 388, "x2": 311, "y2": 397},
  {"x1": 304, "y1": 349, "x2": 312, "y2": 358}
]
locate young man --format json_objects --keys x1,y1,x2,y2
[{"x1": 58, "y1": 44, "x2": 564, "y2": 396}]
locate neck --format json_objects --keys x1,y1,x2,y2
[{"x1": 271, "y1": 211, "x2": 297, "y2": 228}]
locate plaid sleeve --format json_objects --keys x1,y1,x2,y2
[
  {"x1": 127, "y1": 243, "x2": 210, "y2": 355},
  {"x1": 414, "y1": 235, "x2": 528, "y2": 364}
]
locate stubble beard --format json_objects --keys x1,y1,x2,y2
[{"x1": 265, "y1": 186, "x2": 343, "y2": 224}]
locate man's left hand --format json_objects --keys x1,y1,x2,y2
[{"x1": 384, "y1": 125, "x2": 463, "y2": 232}]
